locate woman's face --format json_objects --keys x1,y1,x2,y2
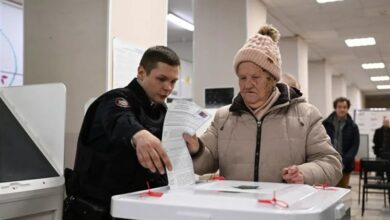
[{"x1": 237, "y1": 62, "x2": 276, "y2": 109}]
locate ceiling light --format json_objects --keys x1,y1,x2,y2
[
  {"x1": 345, "y1": 37, "x2": 376, "y2": 47},
  {"x1": 370, "y1": 76, "x2": 390, "y2": 82},
  {"x1": 377, "y1": 85, "x2": 390, "y2": 90},
  {"x1": 362, "y1": 62, "x2": 385, "y2": 69},
  {"x1": 316, "y1": 0, "x2": 343, "y2": 4},
  {"x1": 167, "y1": 13, "x2": 194, "y2": 32},
  {"x1": 370, "y1": 108, "x2": 387, "y2": 111}
]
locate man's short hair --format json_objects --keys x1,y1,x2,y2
[
  {"x1": 333, "y1": 97, "x2": 351, "y2": 109},
  {"x1": 139, "y1": 46, "x2": 180, "y2": 74}
]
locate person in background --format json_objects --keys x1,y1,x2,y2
[
  {"x1": 184, "y1": 24, "x2": 342, "y2": 186},
  {"x1": 373, "y1": 117, "x2": 390, "y2": 158},
  {"x1": 281, "y1": 72, "x2": 301, "y2": 90},
  {"x1": 323, "y1": 97, "x2": 360, "y2": 188},
  {"x1": 64, "y1": 46, "x2": 180, "y2": 220}
]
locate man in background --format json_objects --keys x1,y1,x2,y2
[
  {"x1": 373, "y1": 117, "x2": 390, "y2": 158},
  {"x1": 323, "y1": 97, "x2": 360, "y2": 188}
]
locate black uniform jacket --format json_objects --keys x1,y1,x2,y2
[{"x1": 73, "y1": 78, "x2": 168, "y2": 208}]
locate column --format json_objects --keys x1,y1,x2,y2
[
  {"x1": 347, "y1": 85, "x2": 363, "y2": 114},
  {"x1": 193, "y1": 0, "x2": 267, "y2": 106},
  {"x1": 308, "y1": 60, "x2": 333, "y2": 116},
  {"x1": 332, "y1": 75, "x2": 347, "y2": 101},
  {"x1": 279, "y1": 36, "x2": 309, "y2": 100}
]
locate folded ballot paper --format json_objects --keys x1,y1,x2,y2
[{"x1": 162, "y1": 99, "x2": 212, "y2": 188}]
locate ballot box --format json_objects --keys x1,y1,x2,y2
[
  {"x1": 0, "y1": 84, "x2": 66, "y2": 220},
  {"x1": 111, "y1": 180, "x2": 351, "y2": 220}
]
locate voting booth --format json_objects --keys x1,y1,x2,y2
[
  {"x1": 0, "y1": 84, "x2": 66, "y2": 220},
  {"x1": 111, "y1": 180, "x2": 351, "y2": 220}
]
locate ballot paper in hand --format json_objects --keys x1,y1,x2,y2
[{"x1": 162, "y1": 99, "x2": 211, "y2": 188}]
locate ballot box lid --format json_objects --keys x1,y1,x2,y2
[
  {"x1": 0, "y1": 84, "x2": 66, "y2": 185},
  {"x1": 111, "y1": 180, "x2": 351, "y2": 220}
]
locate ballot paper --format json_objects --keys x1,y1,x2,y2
[{"x1": 162, "y1": 99, "x2": 211, "y2": 188}]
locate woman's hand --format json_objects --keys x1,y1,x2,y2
[{"x1": 183, "y1": 133, "x2": 200, "y2": 155}]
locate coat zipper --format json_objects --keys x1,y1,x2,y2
[
  {"x1": 253, "y1": 112, "x2": 271, "y2": 182},
  {"x1": 254, "y1": 119, "x2": 262, "y2": 181}
]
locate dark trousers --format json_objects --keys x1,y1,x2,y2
[{"x1": 337, "y1": 172, "x2": 351, "y2": 188}]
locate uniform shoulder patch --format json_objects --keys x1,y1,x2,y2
[{"x1": 115, "y1": 97, "x2": 130, "y2": 108}]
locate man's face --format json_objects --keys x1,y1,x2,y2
[
  {"x1": 138, "y1": 62, "x2": 179, "y2": 103},
  {"x1": 383, "y1": 119, "x2": 390, "y2": 127},
  {"x1": 237, "y1": 62, "x2": 276, "y2": 109},
  {"x1": 335, "y1": 101, "x2": 349, "y2": 118}
]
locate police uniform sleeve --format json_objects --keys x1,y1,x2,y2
[{"x1": 96, "y1": 94, "x2": 144, "y2": 147}]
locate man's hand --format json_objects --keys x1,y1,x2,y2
[
  {"x1": 182, "y1": 133, "x2": 200, "y2": 155},
  {"x1": 132, "y1": 130, "x2": 172, "y2": 174},
  {"x1": 282, "y1": 165, "x2": 304, "y2": 184}
]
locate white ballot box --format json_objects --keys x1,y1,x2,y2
[
  {"x1": 111, "y1": 180, "x2": 351, "y2": 220},
  {"x1": 0, "y1": 84, "x2": 66, "y2": 220}
]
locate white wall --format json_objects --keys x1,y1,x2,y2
[
  {"x1": 246, "y1": 0, "x2": 267, "y2": 37},
  {"x1": 193, "y1": 0, "x2": 245, "y2": 106},
  {"x1": 279, "y1": 36, "x2": 309, "y2": 99},
  {"x1": 297, "y1": 38, "x2": 308, "y2": 99},
  {"x1": 108, "y1": 0, "x2": 168, "y2": 89},
  {"x1": 168, "y1": 41, "x2": 193, "y2": 62},
  {"x1": 332, "y1": 75, "x2": 347, "y2": 102},
  {"x1": 193, "y1": 0, "x2": 266, "y2": 106},
  {"x1": 24, "y1": 0, "x2": 109, "y2": 169},
  {"x1": 308, "y1": 60, "x2": 333, "y2": 116},
  {"x1": 24, "y1": 0, "x2": 168, "y2": 169},
  {"x1": 347, "y1": 85, "x2": 363, "y2": 114}
]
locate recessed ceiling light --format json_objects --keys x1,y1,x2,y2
[
  {"x1": 370, "y1": 108, "x2": 387, "y2": 111},
  {"x1": 370, "y1": 76, "x2": 390, "y2": 82},
  {"x1": 377, "y1": 85, "x2": 390, "y2": 90},
  {"x1": 345, "y1": 37, "x2": 376, "y2": 47},
  {"x1": 316, "y1": 0, "x2": 343, "y2": 4},
  {"x1": 167, "y1": 13, "x2": 194, "y2": 32},
  {"x1": 362, "y1": 62, "x2": 385, "y2": 69}
]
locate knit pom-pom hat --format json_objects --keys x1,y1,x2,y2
[{"x1": 233, "y1": 24, "x2": 282, "y2": 81}]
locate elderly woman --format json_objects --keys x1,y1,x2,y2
[{"x1": 184, "y1": 25, "x2": 342, "y2": 186}]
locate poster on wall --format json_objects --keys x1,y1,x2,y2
[
  {"x1": 113, "y1": 38, "x2": 193, "y2": 99},
  {"x1": 169, "y1": 59, "x2": 193, "y2": 100},
  {"x1": 0, "y1": 2, "x2": 23, "y2": 87},
  {"x1": 354, "y1": 109, "x2": 390, "y2": 157},
  {"x1": 112, "y1": 38, "x2": 145, "y2": 89}
]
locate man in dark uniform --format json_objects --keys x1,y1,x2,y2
[{"x1": 64, "y1": 46, "x2": 180, "y2": 219}]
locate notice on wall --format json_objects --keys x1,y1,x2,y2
[
  {"x1": 112, "y1": 38, "x2": 145, "y2": 89},
  {"x1": 0, "y1": 2, "x2": 24, "y2": 87},
  {"x1": 112, "y1": 38, "x2": 194, "y2": 98},
  {"x1": 354, "y1": 109, "x2": 390, "y2": 157}
]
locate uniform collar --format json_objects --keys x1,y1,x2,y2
[{"x1": 126, "y1": 78, "x2": 167, "y2": 110}]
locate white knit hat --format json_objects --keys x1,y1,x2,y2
[{"x1": 233, "y1": 24, "x2": 282, "y2": 81}]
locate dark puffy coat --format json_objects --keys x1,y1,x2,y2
[{"x1": 323, "y1": 112, "x2": 360, "y2": 173}]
